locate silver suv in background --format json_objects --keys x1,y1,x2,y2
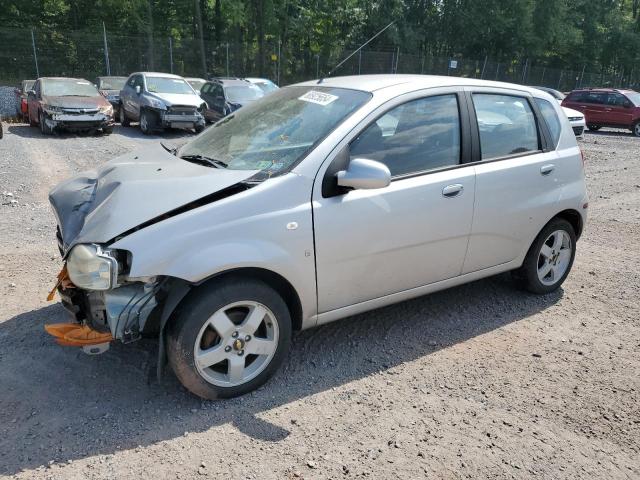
[
  {"x1": 119, "y1": 72, "x2": 206, "y2": 134},
  {"x1": 49, "y1": 75, "x2": 588, "y2": 399}
]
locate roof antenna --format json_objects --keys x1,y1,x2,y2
[{"x1": 317, "y1": 21, "x2": 395, "y2": 84}]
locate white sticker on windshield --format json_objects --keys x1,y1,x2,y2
[{"x1": 298, "y1": 90, "x2": 338, "y2": 106}]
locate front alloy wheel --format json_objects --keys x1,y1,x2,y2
[
  {"x1": 167, "y1": 278, "x2": 291, "y2": 399},
  {"x1": 633, "y1": 121, "x2": 640, "y2": 137}
]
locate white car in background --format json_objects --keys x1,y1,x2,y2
[
  {"x1": 185, "y1": 77, "x2": 207, "y2": 95},
  {"x1": 245, "y1": 77, "x2": 279, "y2": 94},
  {"x1": 533, "y1": 86, "x2": 585, "y2": 136}
]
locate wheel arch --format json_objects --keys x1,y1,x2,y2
[{"x1": 554, "y1": 208, "x2": 583, "y2": 239}]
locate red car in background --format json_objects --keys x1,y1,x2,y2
[
  {"x1": 562, "y1": 88, "x2": 640, "y2": 136},
  {"x1": 14, "y1": 79, "x2": 35, "y2": 121}
]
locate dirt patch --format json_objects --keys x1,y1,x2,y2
[{"x1": 0, "y1": 125, "x2": 638, "y2": 479}]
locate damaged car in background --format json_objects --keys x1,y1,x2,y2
[
  {"x1": 119, "y1": 72, "x2": 206, "y2": 134},
  {"x1": 27, "y1": 77, "x2": 115, "y2": 135},
  {"x1": 96, "y1": 75, "x2": 128, "y2": 117},
  {"x1": 47, "y1": 75, "x2": 587, "y2": 400}
]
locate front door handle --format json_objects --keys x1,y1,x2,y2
[
  {"x1": 442, "y1": 184, "x2": 463, "y2": 198},
  {"x1": 540, "y1": 164, "x2": 555, "y2": 176}
]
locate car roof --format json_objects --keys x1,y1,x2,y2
[
  {"x1": 245, "y1": 77, "x2": 274, "y2": 83},
  {"x1": 97, "y1": 76, "x2": 127, "y2": 79},
  {"x1": 293, "y1": 74, "x2": 546, "y2": 95},
  {"x1": 570, "y1": 87, "x2": 636, "y2": 94},
  {"x1": 185, "y1": 77, "x2": 206, "y2": 82},
  {"x1": 210, "y1": 78, "x2": 253, "y2": 87},
  {"x1": 39, "y1": 77, "x2": 90, "y2": 81},
  {"x1": 131, "y1": 72, "x2": 185, "y2": 79}
]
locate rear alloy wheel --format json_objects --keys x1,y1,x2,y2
[
  {"x1": 167, "y1": 278, "x2": 292, "y2": 399},
  {"x1": 513, "y1": 218, "x2": 576, "y2": 294},
  {"x1": 633, "y1": 121, "x2": 640, "y2": 137},
  {"x1": 587, "y1": 124, "x2": 601, "y2": 131}
]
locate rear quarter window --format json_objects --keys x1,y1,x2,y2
[{"x1": 535, "y1": 98, "x2": 561, "y2": 147}]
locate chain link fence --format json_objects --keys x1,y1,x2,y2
[{"x1": 1, "y1": 26, "x2": 638, "y2": 92}]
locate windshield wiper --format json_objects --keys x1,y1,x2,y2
[{"x1": 180, "y1": 154, "x2": 228, "y2": 169}]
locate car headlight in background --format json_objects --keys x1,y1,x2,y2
[
  {"x1": 66, "y1": 244, "x2": 118, "y2": 290},
  {"x1": 568, "y1": 116, "x2": 583, "y2": 122},
  {"x1": 149, "y1": 98, "x2": 166, "y2": 109},
  {"x1": 99, "y1": 104, "x2": 114, "y2": 116}
]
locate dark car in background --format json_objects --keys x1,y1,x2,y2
[
  {"x1": 199, "y1": 78, "x2": 264, "y2": 122},
  {"x1": 96, "y1": 76, "x2": 127, "y2": 117},
  {"x1": 119, "y1": 72, "x2": 206, "y2": 134},
  {"x1": 562, "y1": 88, "x2": 640, "y2": 136},
  {"x1": 14, "y1": 79, "x2": 35, "y2": 121},
  {"x1": 27, "y1": 77, "x2": 115, "y2": 135}
]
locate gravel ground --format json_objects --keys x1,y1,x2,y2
[{"x1": 0, "y1": 122, "x2": 638, "y2": 480}]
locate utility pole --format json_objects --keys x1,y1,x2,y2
[
  {"x1": 277, "y1": 38, "x2": 281, "y2": 85},
  {"x1": 102, "y1": 22, "x2": 111, "y2": 75},
  {"x1": 194, "y1": 0, "x2": 207, "y2": 76},
  {"x1": 315, "y1": 54, "x2": 320, "y2": 79},
  {"x1": 225, "y1": 43, "x2": 229, "y2": 77},
  {"x1": 480, "y1": 55, "x2": 487, "y2": 79},
  {"x1": 31, "y1": 29, "x2": 39, "y2": 78},
  {"x1": 146, "y1": 0, "x2": 155, "y2": 70},
  {"x1": 169, "y1": 37, "x2": 173, "y2": 74}
]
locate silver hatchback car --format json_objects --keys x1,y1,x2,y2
[{"x1": 49, "y1": 75, "x2": 588, "y2": 399}]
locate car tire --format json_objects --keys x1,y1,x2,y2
[
  {"x1": 587, "y1": 124, "x2": 601, "y2": 131},
  {"x1": 167, "y1": 277, "x2": 292, "y2": 400},
  {"x1": 194, "y1": 124, "x2": 205, "y2": 134},
  {"x1": 39, "y1": 111, "x2": 53, "y2": 135},
  {"x1": 512, "y1": 218, "x2": 576, "y2": 295},
  {"x1": 119, "y1": 106, "x2": 130, "y2": 127},
  {"x1": 103, "y1": 126, "x2": 114, "y2": 135},
  {"x1": 633, "y1": 121, "x2": 640, "y2": 137},
  {"x1": 139, "y1": 109, "x2": 156, "y2": 135}
]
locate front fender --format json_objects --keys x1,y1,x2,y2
[{"x1": 110, "y1": 173, "x2": 317, "y2": 322}]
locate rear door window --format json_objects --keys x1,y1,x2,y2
[
  {"x1": 534, "y1": 98, "x2": 561, "y2": 147},
  {"x1": 472, "y1": 94, "x2": 539, "y2": 160}
]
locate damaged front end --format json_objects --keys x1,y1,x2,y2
[{"x1": 48, "y1": 243, "x2": 166, "y2": 352}]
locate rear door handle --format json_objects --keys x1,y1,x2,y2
[
  {"x1": 540, "y1": 164, "x2": 555, "y2": 176},
  {"x1": 442, "y1": 184, "x2": 463, "y2": 198}
]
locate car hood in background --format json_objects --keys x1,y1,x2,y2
[
  {"x1": 49, "y1": 144, "x2": 258, "y2": 252},
  {"x1": 562, "y1": 106, "x2": 584, "y2": 119},
  {"x1": 150, "y1": 92, "x2": 203, "y2": 107},
  {"x1": 43, "y1": 95, "x2": 110, "y2": 109}
]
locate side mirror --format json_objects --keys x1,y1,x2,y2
[
  {"x1": 336, "y1": 158, "x2": 391, "y2": 190},
  {"x1": 135, "y1": 85, "x2": 141, "y2": 95}
]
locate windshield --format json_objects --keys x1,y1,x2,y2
[
  {"x1": 187, "y1": 79, "x2": 206, "y2": 90},
  {"x1": 179, "y1": 86, "x2": 371, "y2": 176},
  {"x1": 146, "y1": 77, "x2": 194, "y2": 94},
  {"x1": 225, "y1": 84, "x2": 264, "y2": 103},
  {"x1": 42, "y1": 79, "x2": 99, "y2": 97},
  {"x1": 99, "y1": 77, "x2": 126, "y2": 90},
  {"x1": 625, "y1": 92, "x2": 640, "y2": 106}
]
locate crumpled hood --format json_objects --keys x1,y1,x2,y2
[
  {"x1": 150, "y1": 92, "x2": 203, "y2": 107},
  {"x1": 49, "y1": 144, "x2": 258, "y2": 253},
  {"x1": 43, "y1": 95, "x2": 110, "y2": 109}
]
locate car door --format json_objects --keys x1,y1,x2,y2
[
  {"x1": 121, "y1": 75, "x2": 136, "y2": 118},
  {"x1": 200, "y1": 82, "x2": 216, "y2": 121},
  {"x1": 130, "y1": 75, "x2": 145, "y2": 120},
  {"x1": 313, "y1": 91, "x2": 476, "y2": 313},
  {"x1": 27, "y1": 80, "x2": 40, "y2": 124},
  {"x1": 605, "y1": 92, "x2": 634, "y2": 127},
  {"x1": 462, "y1": 89, "x2": 563, "y2": 273},
  {"x1": 581, "y1": 92, "x2": 608, "y2": 126},
  {"x1": 212, "y1": 84, "x2": 226, "y2": 119}
]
